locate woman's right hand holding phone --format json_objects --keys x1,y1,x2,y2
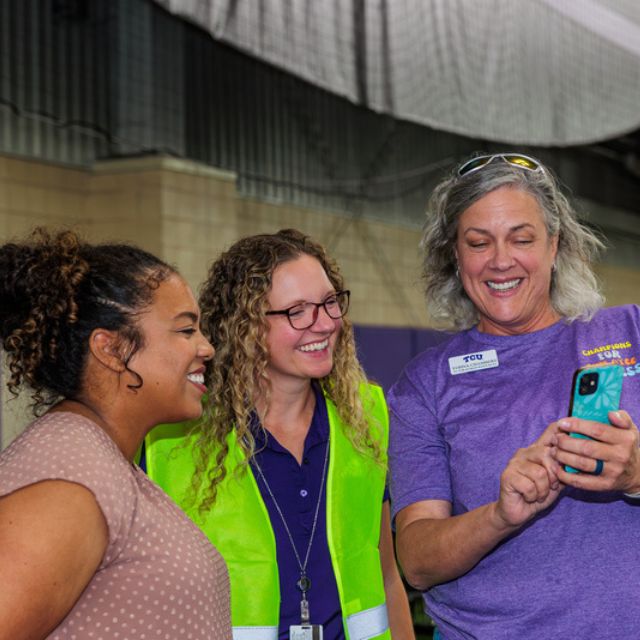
[{"x1": 494, "y1": 422, "x2": 564, "y2": 529}]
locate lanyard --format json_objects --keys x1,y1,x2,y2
[{"x1": 252, "y1": 436, "x2": 330, "y2": 625}]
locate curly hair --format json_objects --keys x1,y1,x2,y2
[
  {"x1": 190, "y1": 228, "x2": 382, "y2": 513},
  {"x1": 0, "y1": 227, "x2": 175, "y2": 413},
  {"x1": 421, "y1": 154, "x2": 605, "y2": 330}
]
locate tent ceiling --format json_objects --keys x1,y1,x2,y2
[{"x1": 154, "y1": 0, "x2": 640, "y2": 149}]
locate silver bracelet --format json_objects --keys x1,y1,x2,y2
[{"x1": 623, "y1": 490, "x2": 640, "y2": 499}]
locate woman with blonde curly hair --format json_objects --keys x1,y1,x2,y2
[{"x1": 145, "y1": 229, "x2": 414, "y2": 640}]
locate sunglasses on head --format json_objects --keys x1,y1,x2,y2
[{"x1": 457, "y1": 153, "x2": 544, "y2": 177}]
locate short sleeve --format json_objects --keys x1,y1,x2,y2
[
  {"x1": 0, "y1": 413, "x2": 137, "y2": 566},
  {"x1": 387, "y1": 359, "x2": 453, "y2": 520}
]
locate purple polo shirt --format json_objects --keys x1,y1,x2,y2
[{"x1": 250, "y1": 384, "x2": 344, "y2": 640}]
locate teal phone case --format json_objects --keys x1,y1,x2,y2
[{"x1": 565, "y1": 365, "x2": 624, "y2": 473}]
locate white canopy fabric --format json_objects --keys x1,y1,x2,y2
[{"x1": 154, "y1": 0, "x2": 640, "y2": 146}]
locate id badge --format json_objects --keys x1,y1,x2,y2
[{"x1": 289, "y1": 624, "x2": 323, "y2": 640}]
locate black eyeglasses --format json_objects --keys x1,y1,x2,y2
[
  {"x1": 457, "y1": 153, "x2": 543, "y2": 178},
  {"x1": 266, "y1": 290, "x2": 350, "y2": 330}
]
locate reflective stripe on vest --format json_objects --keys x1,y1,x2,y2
[
  {"x1": 146, "y1": 383, "x2": 390, "y2": 640},
  {"x1": 232, "y1": 626, "x2": 278, "y2": 640},
  {"x1": 346, "y1": 603, "x2": 389, "y2": 640}
]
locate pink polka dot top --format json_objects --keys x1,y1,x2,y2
[{"x1": 0, "y1": 412, "x2": 231, "y2": 639}]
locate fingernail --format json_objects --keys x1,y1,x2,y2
[{"x1": 558, "y1": 419, "x2": 571, "y2": 429}]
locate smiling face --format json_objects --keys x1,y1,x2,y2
[
  {"x1": 265, "y1": 254, "x2": 342, "y2": 391},
  {"x1": 126, "y1": 273, "x2": 214, "y2": 425},
  {"x1": 455, "y1": 186, "x2": 559, "y2": 336}
]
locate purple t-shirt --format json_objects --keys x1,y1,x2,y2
[{"x1": 388, "y1": 305, "x2": 640, "y2": 639}]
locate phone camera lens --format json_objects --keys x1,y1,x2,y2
[{"x1": 579, "y1": 372, "x2": 599, "y2": 395}]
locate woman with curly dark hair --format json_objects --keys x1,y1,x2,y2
[
  {"x1": 145, "y1": 229, "x2": 414, "y2": 640},
  {"x1": 0, "y1": 228, "x2": 231, "y2": 640}
]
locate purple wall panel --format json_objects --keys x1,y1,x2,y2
[{"x1": 353, "y1": 324, "x2": 453, "y2": 391}]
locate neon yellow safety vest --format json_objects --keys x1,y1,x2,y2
[{"x1": 146, "y1": 384, "x2": 391, "y2": 640}]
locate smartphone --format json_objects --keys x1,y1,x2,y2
[{"x1": 564, "y1": 365, "x2": 624, "y2": 473}]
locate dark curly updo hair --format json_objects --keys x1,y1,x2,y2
[{"x1": 0, "y1": 228, "x2": 176, "y2": 413}]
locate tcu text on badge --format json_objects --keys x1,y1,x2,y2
[{"x1": 448, "y1": 349, "x2": 499, "y2": 375}]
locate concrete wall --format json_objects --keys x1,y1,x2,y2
[
  {"x1": 2, "y1": 153, "x2": 640, "y2": 448},
  {"x1": 0, "y1": 153, "x2": 428, "y2": 447}
]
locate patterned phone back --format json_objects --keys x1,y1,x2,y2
[{"x1": 570, "y1": 365, "x2": 624, "y2": 422}]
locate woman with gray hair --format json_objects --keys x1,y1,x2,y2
[{"x1": 388, "y1": 153, "x2": 640, "y2": 639}]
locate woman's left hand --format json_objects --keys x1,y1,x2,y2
[{"x1": 555, "y1": 410, "x2": 640, "y2": 493}]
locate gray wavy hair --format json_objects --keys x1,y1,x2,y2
[{"x1": 421, "y1": 154, "x2": 605, "y2": 330}]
